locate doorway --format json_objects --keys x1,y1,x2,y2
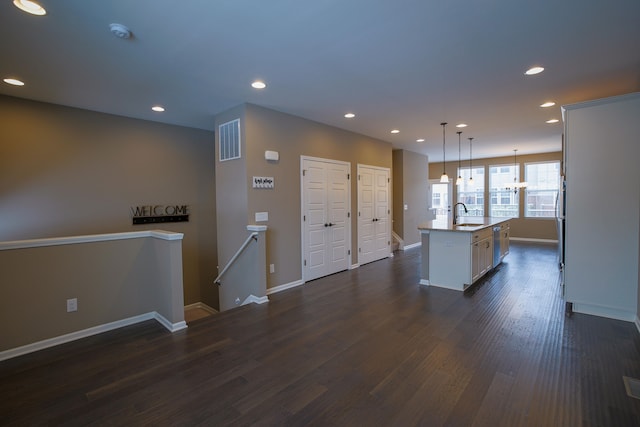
[
  {"x1": 357, "y1": 164, "x2": 391, "y2": 265},
  {"x1": 429, "y1": 179, "x2": 452, "y2": 221},
  {"x1": 301, "y1": 156, "x2": 351, "y2": 281}
]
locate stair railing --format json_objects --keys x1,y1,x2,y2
[{"x1": 214, "y1": 232, "x2": 259, "y2": 286}]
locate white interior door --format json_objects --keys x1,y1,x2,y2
[
  {"x1": 358, "y1": 165, "x2": 390, "y2": 265},
  {"x1": 302, "y1": 157, "x2": 351, "y2": 281}
]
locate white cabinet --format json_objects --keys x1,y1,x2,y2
[
  {"x1": 471, "y1": 227, "x2": 493, "y2": 283},
  {"x1": 500, "y1": 222, "x2": 510, "y2": 261}
]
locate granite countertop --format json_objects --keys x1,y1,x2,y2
[{"x1": 418, "y1": 217, "x2": 510, "y2": 232}]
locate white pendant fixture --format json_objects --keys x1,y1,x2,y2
[
  {"x1": 506, "y1": 149, "x2": 527, "y2": 193},
  {"x1": 468, "y1": 137, "x2": 474, "y2": 186},
  {"x1": 456, "y1": 131, "x2": 463, "y2": 185},
  {"x1": 440, "y1": 122, "x2": 449, "y2": 183}
]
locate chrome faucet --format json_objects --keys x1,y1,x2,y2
[{"x1": 453, "y1": 202, "x2": 468, "y2": 225}]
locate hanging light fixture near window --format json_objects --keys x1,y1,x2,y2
[
  {"x1": 456, "y1": 131, "x2": 463, "y2": 185},
  {"x1": 468, "y1": 137, "x2": 474, "y2": 186},
  {"x1": 440, "y1": 122, "x2": 449, "y2": 183},
  {"x1": 506, "y1": 149, "x2": 528, "y2": 193}
]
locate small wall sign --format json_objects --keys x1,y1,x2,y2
[
  {"x1": 131, "y1": 205, "x2": 189, "y2": 225},
  {"x1": 253, "y1": 176, "x2": 274, "y2": 189}
]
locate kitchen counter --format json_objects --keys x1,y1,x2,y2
[{"x1": 418, "y1": 217, "x2": 510, "y2": 291}]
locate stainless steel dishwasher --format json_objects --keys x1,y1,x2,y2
[{"x1": 493, "y1": 226, "x2": 501, "y2": 268}]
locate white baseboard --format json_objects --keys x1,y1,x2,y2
[
  {"x1": 243, "y1": 295, "x2": 269, "y2": 305},
  {"x1": 184, "y1": 302, "x2": 218, "y2": 315},
  {"x1": 350, "y1": 263, "x2": 360, "y2": 269},
  {"x1": 572, "y1": 303, "x2": 636, "y2": 322},
  {"x1": 510, "y1": 237, "x2": 558, "y2": 243},
  {"x1": 0, "y1": 311, "x2": 185, "y2": 362},
  {"x1": 402, "y1": 242, "x2": 422, "y2": 250},
  {"x1": 266, "y1": 279, "x2": 304, "y2": 295},
  {"x1": 419, "y1": 279, "x2": 430, "y2": 286}
]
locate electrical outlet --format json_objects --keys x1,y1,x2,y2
[
  {"x1": 270, "y1": 263, "x2": 275, "y2": 273},
  {"x1": 66, "y1": 298, "x2": 77, "y2": 312}
]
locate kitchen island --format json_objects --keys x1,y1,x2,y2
[{"x1": 418, "y1": 217, "x2": 510, "y2": 291}]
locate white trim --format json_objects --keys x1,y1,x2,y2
[
  {"x1": 424, "y1": 281, "x2": 464, "y2": 291},
  {"x1": 242, "y1": 295, "x2": 269, "y2": 305},
  {"x1": 635, "y1": 316, "x2": 640, "y2": 335},
  {"x1": 184, "y1": 302, "x2": 218, "y2": 315},
  {"x1": 267, "y1": 279, "x2": 304, "y2": 295},
  {"x1": 350, "y1": 263, "x2": 360, "y2": 270},
  {"x1": 402, "y1": 242, "x2": 422, "y2": 250},
  {"x1": 0, "y1": 311, "x2": 185, "y2": 362},
  {"x1": 247, "y1": 225, "x2": 268, "y2": 232},
  {"x1": 509, "y1": 237, "x2": 557, "y2": 244},
  {"x1": 392, "y1": 231, "x2": 404, "y2": 249},
  {"x1": 0, "y1": 230, "x2": 183, "y2": 251},
  {"x1": 572, "y1": 303, "x2": 636, "y2": 322},
  {"x1": 419, "y1": 279, "x2": 430, "y2": 286}
]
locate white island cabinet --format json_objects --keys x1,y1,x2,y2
[{"x1": 418, "y1": 217, "x2": 510, "y2": 291}]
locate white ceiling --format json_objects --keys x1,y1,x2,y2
[{"x1": 1, "y1": 0, "x2": 639, "y2": 161}]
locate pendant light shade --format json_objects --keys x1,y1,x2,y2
[
  {"x1": 468, "y1": 137, "x2": 474, "y2": 186},
  {"x1": 507, "y1": 149, "x2": 528, "y2": 193},
  {"x1": 440, "y1": 122, "x2": 449, "y2": 183},
  {"x1": 456, "y1": 131, "x2": 463, "y2": 185}
]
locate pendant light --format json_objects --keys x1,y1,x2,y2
[
  {"x1": 468, "y1": 137, "x2": 474, "y2": 186},
  {"x1": 456, "y1": 131, "x2": 463, "y2": 185},
  {"x1": 440, "y1": 122, "x2": 449, "y2": 183},
  {"x1": 507, "y1": 149, "x2": 528, "y2": 193}
]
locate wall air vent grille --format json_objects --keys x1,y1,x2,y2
[{"x1": 219, "y1": 119, "x2": 241, "y2": 161}]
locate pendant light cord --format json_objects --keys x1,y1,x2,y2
[{"x1": 441, "y1": 122, "x2": 447, "y2": 175}]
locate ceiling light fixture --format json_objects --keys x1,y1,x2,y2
[
  {"x1": 540, "y1": 101, "x2": 556, "y2": 108},
  {"x1": 506, "y1": 149, "x2": 527, "y2": 193},
  {"x1": 416, "y1": 138, "x2": 425, "y2": 143},
  {"x1": 525, "y1": 66, "x2": 545, "y2": 75},
  {"x1": 456, "y1": 123, "x2": 467, "y2": 128},
  {"x1": 391, "y1": 129, "x2": 400, "y2": 134},
  {"x1": 251, "y1": 80, "x2": 266, "y2": 89},
  {"x1": 456, "y1": 131, "x2": 463, "y2": 186},
  {"x1": 3, "y1": 78, "x2": 25, "y2": 86},
  {"x1": 344, "y1": 113, "x2": 355, "y2": 118},
  {"x1": 468, "y1": 137, "x2": 474, "y2": 186},
  {"x1": 13, "y1": 0, "x2": 46, "y2": 15},
  {"x1": 440, "y1": 122, "x2": 449, "y2": 183},
  {"x1": 546, "y1": 118, "x2": 559, "y2": 124},
  {"x1": 109, "y1": 23, "x2": 132, "y2": 39},
  {"x1": 152, "y1": 105, "x2": 165, "y2": 112}
]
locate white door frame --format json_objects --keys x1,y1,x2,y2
[{"x1": 300, "y1": 156, "x2": 352, "y2": 282}]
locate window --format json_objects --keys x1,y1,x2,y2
[
  {"x1": 457, "y1": 166, "x2": 484, "y2": 216},
  {"x1": 489, "y1": 164, "x2": 519, "y2": 217},
  {"x1": 525, "y1": 161, "x2": 560, "y2": 217},
  {"x1": 219, "y1": 119, "x2": 241, "y2": 161}
]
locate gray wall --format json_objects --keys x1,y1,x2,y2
[
  {"x1": 392, "y1": 151, "x2": 404, "y2": 238},
  {"x1": 400, "y1": 150, "x2": 429, "y2": 246},
  {"x1": 429, "y1": 151, "x2": 562, "y2": 240},
  {"x1": 0, "y1": 234, "x2": 184, "y2": 353},
  {"x1": 215, "y1": 103, "x2": 393, "y2": 290},
  {"x1": 0, "y1": 95, "x2": 218, "y2": 308}
]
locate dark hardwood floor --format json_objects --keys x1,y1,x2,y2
[{"x1": 2, "y1": 242, "x2": 640, "y2": 426}]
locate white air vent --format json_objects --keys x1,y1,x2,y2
[{"x1": 219, "y1": 119, "x2": 241, "y2": 161}]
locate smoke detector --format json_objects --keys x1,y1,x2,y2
[{"x1": 109, "y1": 23, "x2": 132, "y2": 39}]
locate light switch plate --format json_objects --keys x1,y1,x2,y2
[{"x1": 255, "y1": 212, "x2": 268, "y2": 222}]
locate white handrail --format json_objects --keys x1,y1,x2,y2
[{"x1": 214, "y1": 232, "x2": 259, "y2": 285}]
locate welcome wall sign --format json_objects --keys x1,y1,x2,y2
[{"x1": 131, "y1": 204, "x2": 189, "y2": 225}]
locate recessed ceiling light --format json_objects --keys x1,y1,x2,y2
[
  {"x1": 109, "y1": 23, "x2": 132, "y2": 39},
  {"x1": 416, "y1": 138, "x2": 425, "y2": 142},
  {"x1": 546, "y1": 119, "x2": 559, "y2": 124},
  {"x1": 251, "y1": 80, "x2": 266, "y2": 89},
  {"x1": 344, "y1": 113, "x2": 355, "y2": 118},
  {"x1": 3, "y1": 78, "x2": 25, "y2": 86},
  {"x1": 525, "y1": 66, "x2": 545, "y2": 75},
  {"x1": 13, "y1": 0, "x2": 46, "y2": 16},
  {"x1": 391, "y1": 129, "x2": 400, "y2": 134},
  {"x1": 540, "y1": 101, "x2": 556, "y2": 108},
  {"x1": 456, "y1": 123, "x2": 467, "y2": 128},
  {"x1": 152, "y1": 105, "x2": 165, "y2": 112}
]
